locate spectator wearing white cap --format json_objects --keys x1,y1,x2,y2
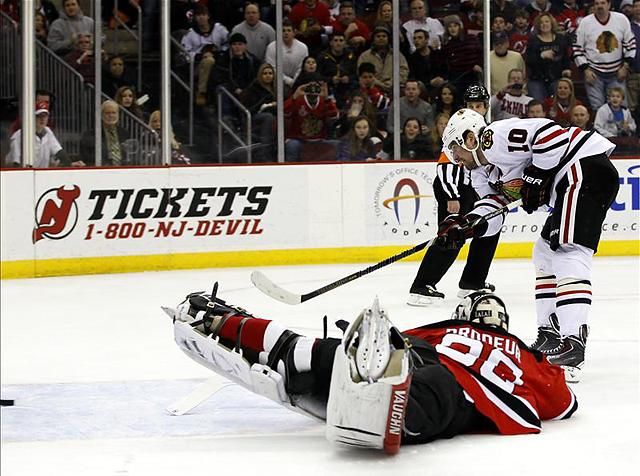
[
  {"x1": 5, "y1": 102, "x2": 78, "y2": 168},
  {"x1": 620, "y1": 0, "x2": 634, "y2": 19}
]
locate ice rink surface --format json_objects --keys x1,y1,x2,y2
[{"x1": 2, "y1": 257, "x2": 639, "y2": 476}]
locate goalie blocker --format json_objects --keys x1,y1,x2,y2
[{"x1": 165, "y1": 287, "x2": 577, "y2": 454}]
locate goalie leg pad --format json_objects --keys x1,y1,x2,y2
[{"x1": 173, "y1": 321, "x2": 320, "y2": 420}]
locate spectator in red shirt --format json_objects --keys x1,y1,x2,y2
[
  {"x1": 543, "y1": 78, "x2": 583, "y2": 127},
  {"x1": 526, "y1": 0, "x2": 553, "y2": 26},
  {"x1": 284, "y1": 77, "x2": 339, "y2": 161},
  {"x1": 330, "y1": 1, "x2": 371, "y2": 53},
  {"x1": 551, "y1": 0, "x2": 585, "y2": 38},
  {"x1": 289, "y1": 0, "x2": 332, "y2": 55},
  {"x1": 509, "y1": 9, "x2": 531, "y2": 54}
]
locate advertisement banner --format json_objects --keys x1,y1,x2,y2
[
  {"x1": 28, "y1": 166, "x2": 310, "y2": 259},
  {"x1": 1, "y1": 158, "x2": 637, "y2": 278},
  {"x1": 362, "y1": 162, "x2": 439, "y2": 244}
]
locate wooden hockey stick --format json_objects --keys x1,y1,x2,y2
[
  {"x1": 251, "y1": 199, "x2": 522, "y2": 305},
  {"x1": 166, "y1": 380, "x2": 234, "y2": 416}
]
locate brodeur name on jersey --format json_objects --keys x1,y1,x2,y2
[
  {"x1": 404, "y1": 320, "x2": 578, "y2": 434},
  {"x1": 470, "y1": 118, "x2": 615, "y2": 236}
]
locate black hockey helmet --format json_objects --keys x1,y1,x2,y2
[
  {"x1": 452, "y1": 291, "x2": 509, "y2": 331},
  {"x1": 464, "y1": 83, "x2": 490, "y2": 105}
]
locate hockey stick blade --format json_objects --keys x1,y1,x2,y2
[
  {"x1": 161, "y1": 306, "x2": 176, "y2": 319},
  {"x1": 251, "y1": 270, "x2": 302, "y2": 305},
  {"x1": 252, "y1": 199, "x2": 521, "y2": 305},
  {"x1": 166, "y1": 380, "x2": 233, "y2": 416}
]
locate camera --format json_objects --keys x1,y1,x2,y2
[
  {"x1": 510, "y1": 83, "x2": 523, "y2": 90},
  {"x1": 304, "y1": 82, "x2": 321, "y2": 95}
]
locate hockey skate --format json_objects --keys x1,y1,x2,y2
[
  {"x1": 530, "y1": 313, "x2": 562, "y2": 354},
  {"x1": 457, "y1": 281, "x2": 496, "y2": 298},
  {"x1": 547, "y1": 325, "x2": 588, "y2": 383},
  {"x1": 407, "y1": 285, "x2": 445, "y2": 306}
]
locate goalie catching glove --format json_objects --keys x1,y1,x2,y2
[
  {"x1": 326, "y1": 297, "x2": 414, "y2": 455},
  {"x1": 520, "y1": 165, "x2": 554, "y2": 214}
]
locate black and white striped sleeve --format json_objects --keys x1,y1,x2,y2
[{"x1": 437, "y1": 162, "x2": 463, "y2": 200}]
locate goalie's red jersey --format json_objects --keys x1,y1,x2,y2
[{"x1": 404, "y1": 321, "x2": 578, "y2": 435}]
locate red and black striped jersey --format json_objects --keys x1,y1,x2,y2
[{"x1": 404, "y1": 320, "x2": 578, "y2": 435}]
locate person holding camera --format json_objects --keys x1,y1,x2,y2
[
  {"x1": 284, "y1": 77, "x2": 339, "y2": 161},
  {"x1": 490, "y1": 68, "x2": 533, "y2": 121}
]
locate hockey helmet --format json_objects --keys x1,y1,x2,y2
[
  {"x1": 442, "y1": 108, "x2": 486, "y2": 166},
  {"x1": 452, "y1": 291, "x2": 509, "y2": 331},
  {"x1": 464, "y1": 83, "x2": 490, "y2": 105}
]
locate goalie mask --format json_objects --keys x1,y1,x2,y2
[
  {"x1": 442, "y1": 108, "x2": 486, "y2": 167},
  {"x1": 326, "y1": 297, "x2": 413, "y2": 455},
  {"x1": 452, "y1": 291, "x2": 509, "y2": 332}
]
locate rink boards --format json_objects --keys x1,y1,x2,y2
[{"x1": 1, "y1": 159, "x2": 638, "y2": 278}]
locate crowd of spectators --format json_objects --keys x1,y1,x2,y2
[{"x1": 2, "y1": 0, "x2": 639, "y2": 167}]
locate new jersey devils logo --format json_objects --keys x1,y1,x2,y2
[{"x1": 33, "y1": 185, "x2": 81, "y2": 243}]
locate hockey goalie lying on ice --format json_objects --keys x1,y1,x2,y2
[{"x1": 163, "y1": 287, "x2": 577, "y2": 455}]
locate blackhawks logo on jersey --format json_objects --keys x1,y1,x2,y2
[
  {"x1": 489, "y1": 178, "x2": 524, "y2": 202},
  {"x1": 596, "y1": 31, "x2": 619, "y2": 54},
  {"x1": 481, "y1": 129, "x2": 494, "y2": 151}
]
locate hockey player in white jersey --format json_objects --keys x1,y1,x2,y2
[{"x1": 439, "y1": 109, "x2": 619, "y2": 382}]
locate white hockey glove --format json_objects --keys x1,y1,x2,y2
[{"x1": 326, "y1": 297, "x2": 413, "y2": 455}]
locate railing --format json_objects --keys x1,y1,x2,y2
[
  {"x1": 0, "y1": 11, "x2": 19, "y2": 99},
  {"x1": 112, "y1": 0, "x2": 143, "y2": 93},
  {"x1": 36, "y1": 40, "x2": 158, "y2": 164},
  {"x1": 217, "y1": 86, "x2": 252, "y2": 163},
  {"x1": 36, "y1": 41, "x2": 94, "y2": 158},
  {"x1": 170, "y1": 35, "x2": 194, "y2": 145}
]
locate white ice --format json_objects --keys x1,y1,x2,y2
[{"x1": 2, "y1": 257, "x2": 639, "y2": 476}]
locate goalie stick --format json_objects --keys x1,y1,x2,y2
[
  {"x1": 251, "y1": 199, "x2": 522, "y2": 305},
  {"x1": 166, "y1": 380, "x2": 234, "y2": 416}
]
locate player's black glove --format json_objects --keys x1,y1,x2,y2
[
  {"x1": 520, "y1": 165, "x2": 554, "y2": 214},
  {"x1": 435, "y1": 214, "x2": 474, "y2": 250}
]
